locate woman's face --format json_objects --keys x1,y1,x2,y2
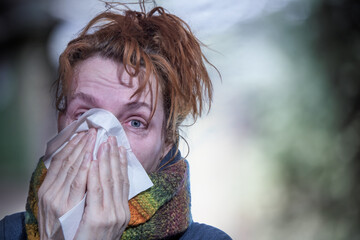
[{"x1": 57, "y1": 56, "x2": 170, "y2": 173}]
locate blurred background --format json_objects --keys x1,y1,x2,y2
[{"x1": 1, "y1": 0, "x2": 359, "y2": 239}]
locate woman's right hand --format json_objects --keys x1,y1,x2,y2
[{"x1": 37, "y1": 129, "x2": 96, "y2": 240}]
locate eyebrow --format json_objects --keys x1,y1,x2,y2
[
  {"x1": 125, "y1": 101, "x2": 152, "y2": 112},
  {"x1": 71, "y1": 92, "x2": 100, "y2": 106},
  {"x1": 70, "y1": 92, "x2": 152, "y2": 113}
]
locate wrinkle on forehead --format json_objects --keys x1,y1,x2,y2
[
  {"x1": 116, "y1": 63, "x2": 158, "y2": 108},
  {"x1": 72, "y1": 56, "x2": 152, "y2": 89},
  {"x1": 116, "y1": 63, "x2": 136, "y2": 88},
  {"x1": 70, "y1": 56, "x2": 160, "y2": 114}
]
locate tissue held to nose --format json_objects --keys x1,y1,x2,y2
[
  {"x1": 41, "y1": 109, "x2": 153, "y2": 240},
  {"x1": 45, "y1": 108, "x2": 153, "y2": 200}
]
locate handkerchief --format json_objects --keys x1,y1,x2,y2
[{"x1": 43, "y1": 108, "x2": 153, "y2": 240}]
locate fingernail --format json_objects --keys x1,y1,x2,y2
[
  {"x1": 111, "y1": 136, "x2": 117, "y2": 145},
  {"x1": 86, "y1": 134, "x2": 94, "y2": 145},
  {"x1": 104, "y1": 143, "x2": 110, "y2": 151},
  {"x1": 91, "y1": 159, "x2": 98, "y2": 170}
]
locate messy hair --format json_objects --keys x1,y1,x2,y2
[{"x1": 55, "y1": 3, "x2": 215, "y2": 145}]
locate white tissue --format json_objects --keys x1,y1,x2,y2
[{"x1": 43, "y1": 108, "x2": 153, "y2": 240}]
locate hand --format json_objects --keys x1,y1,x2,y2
[
  {"x1": 37, "y1": 129, "x2": 96, "y2": 240},
  {"x1": 75, "y1": 136, "x2": 130, "y2": 240}
]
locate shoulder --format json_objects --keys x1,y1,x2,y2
[
  {"x1": 180, "y1": 222, "x2": 232, "y2": 240},
  {"x1": 0, "y1": 212, "x2": 27, "y2": 240}
]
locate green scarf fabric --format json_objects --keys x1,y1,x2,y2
[{"x1": 25, "y1": 157, "x2": 192, "y2": 239}]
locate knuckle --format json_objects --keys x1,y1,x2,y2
[
  {"x1": 61, "y1": 156, "x2": 72, "y2": 170},
  {"x1": 118, "y1": 176, "x2": 129, "y2": 187},
  {"x1": 107, "y1": 215, "x2": 117, "y2": 226},
  {"x1": 42, "y1": 192, "x2": 53, "y2": 204},
  {"x1": 67, "y1": 165, "x2": 76, "y2": 176},
  {"x1": 124, "y1": 208, "x2": 131, "y2": 222},
  {"x1": 94, "y1": 186, "x2": 103, "y2": 195},
  {"x1": 50, "y1": 201, "x2": 58, "y2": 212},
  {"x1": 52, "y1": 155, "x2": 60, "y2": 163},
  {"x1": 116, "y1": 208, "x2": 127, "y2": 223},
  {"x1": 50, "y1": 200, "x2": 63, "y2": 216},
  {"x1": 119, "y1": 161, "x2": 127, "y2": 169},
  {"x1": 79, "y1": 160, "x2": 88, "y2": 171},
  {"x1": 106, "y1": 177, "x2": 114, "y2": 188},
  {"x1": 71, "y1": 179, "x2": 82, "y2": 191},
  {"x1": 95, "y1": 218, "x2": 109, "y2": 229},
  {"x1": 83, "y1": 212, "x2": 127, "y2": 229}
]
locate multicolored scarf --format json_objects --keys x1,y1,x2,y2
[{"x1": 25, "y1": 157, "x2": 192, "y2": 239}]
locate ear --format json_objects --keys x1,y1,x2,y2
[{"x1": 57, "y1": 112, "x2": 67, "y2": 132}]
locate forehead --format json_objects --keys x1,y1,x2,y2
[{"x1": 70, "y1": 56, "x2": 159, "y2": 104}]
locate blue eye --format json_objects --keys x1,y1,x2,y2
[{"x1": 130, "y1": 120, "x2": 142, "y2": 128}]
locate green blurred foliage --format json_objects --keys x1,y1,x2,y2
[
  {"x1": 0, "y1": 83, "x2": 27, "y2": 179},
  {"x1": 247, "y1": 0, "x2": 360, "y2": 239},
  {"x1": 0, "y1": 0, "x2": 56, "y2": 181}
]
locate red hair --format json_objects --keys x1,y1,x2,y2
[{"x1": 55, "y1": 4, "x2": 216, "y2": 144}]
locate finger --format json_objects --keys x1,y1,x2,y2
[
  {"x1": 74, "y1": 159, "x2": 102, "y2": 240},
  {"x1": 110, "y1": 138, "x2": 129, "y2": 223},
  {"x1": 109, "y1": 136, "x2": 121, "y2": 174},
  {"x1": 67, "y1": 151, "x2": 91, "y2": 205},
  {"x1": 98, "y1": 141, "x2": 114, "y2": 208},
  {"x1": 40, "y1": 132, "x2": 87, "y2": 193},
  {"x1": 109, "y1": 137, "x2": 128, "y2": 206},
  {"x1": 49, "y1": 132, "x2": 86, "y2": 172},
  {"x1": 87, "y1": 159, "x2": 103, "y2": 210},
  {"x1": 109, "y1": 137, "x2": 121, "y2": 199},
  {"x1": 64, "y1": 129, "x2": 96, "y2": 199},
  {"x1": 50, "y1": 130, "x2": 93, "y2": 194},
  {"x1": 119, "y1": 147, "x2": 129, "y2": 204},
  {"x1": 117, "y1": 146, "x2": 130, "y2": 224}
]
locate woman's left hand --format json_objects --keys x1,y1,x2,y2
[{"x1": 75, "y1": 136, "x2": 130, "y2": 240}]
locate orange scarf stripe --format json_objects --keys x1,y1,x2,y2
[
  {"x1": 128, "y1": 190, "x2": 161, "y2": 225},
  {"x1": 128, "y1": 199, "x2": 149, "y2": 225}
]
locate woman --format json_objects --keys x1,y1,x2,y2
[{"x1": 0, "y1": 2, "x2": 231, "y2": 239}]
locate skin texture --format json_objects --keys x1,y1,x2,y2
[
  {"x1": 58, "y1": 56, "x2": 170, "y2": 172},
  {"x1": 38, "y1": 56, "x2": 171, "y2": 239}
]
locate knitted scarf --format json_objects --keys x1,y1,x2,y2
[{"x1": 25, "y1": 157, "x2": 191, "y2": 240}]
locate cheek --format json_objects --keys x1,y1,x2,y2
[
  {"x1": 57, "y1": 112, "x2": 76, "y2": 132},
  {"x1": 127, "y1": 134, "x2": 164, "y2": 172},
  {"x1": 57, "y1": 113, "x2": 69, "y2": 132}
]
